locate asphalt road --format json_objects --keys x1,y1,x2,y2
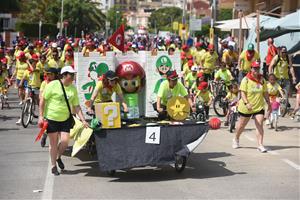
[{"x1": 0, "y1": 90, "x2": 299, "y2": 200}]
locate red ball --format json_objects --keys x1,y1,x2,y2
[{"x1": 209, "y1": 117, "x2": 221, "y2": 129}]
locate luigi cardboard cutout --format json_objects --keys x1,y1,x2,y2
[
  {"x1": 82, "y1": 62, "x2": 109, "y2": 107},
  {"x1": 116, "y1": 61, "x2": 145, "y2": 119},
  {"x1": 153, "y1": 55, "x2": 172, "y2": 94}
]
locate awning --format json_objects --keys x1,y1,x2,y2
[{"x1": 263, "y1": 10, "x2": 300, "y2": 30}]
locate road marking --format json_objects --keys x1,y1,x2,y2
[
  {"x1": 244, "y1": 135, "x2": 255, "y2": 141},
  {"x1": 268, "y1": 150, "x2": 279, "y2": 155},
  {"x1": 282, "y1": 159, "x2": 300, "y2": 170},
  {"x1": 42, "y1": 158, "x2": 54, "y2": 200}
]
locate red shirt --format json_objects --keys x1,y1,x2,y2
[{"x1": 266, "y1": 44, "x2": 277, "y2": 65}]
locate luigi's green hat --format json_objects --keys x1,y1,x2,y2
[
  {"x1": 156, "y1": 55, "x2": 172, "y2": 69},
  {"x1": 247, "y1": 43, "x2": 255, "y2": 51}
]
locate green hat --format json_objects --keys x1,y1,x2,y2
[
  {"x1": 156, "y1": 55, "x2": 172, "y2": 69},
  {"x1": 247, "y1": 43, "x2": 254, "y2": 50},
  {"x1": 90, "y1": 118, "x2": 102, "y2": 131}
]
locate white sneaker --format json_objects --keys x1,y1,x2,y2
[
  {"x1": 19, "y1": 101, "x2": 23, "y2": 105},
  {"x1": 4, "y1": 95, "x2": 8, "y2": 99},
  {"x1": 265, "y1": 119, "x2": 270, "y2": 125},
  {"x1": 232, "y1": 138, "x2": 240, "y2": 149},
  {"x1": 257, "y1": 145, "x2": 268, "y2": 153},
  {"x1": 16, "y1": 119, "x2": 21, "y2": 125}
]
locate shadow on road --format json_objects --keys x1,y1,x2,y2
[{"x1": 61, "y1": 151, "x2": 246, "y2": 181}]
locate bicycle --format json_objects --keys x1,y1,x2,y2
[
  {"x1": 191, "y1": 100, "x2": 207, "y2": 122},
  {"x1": 278, "y1": 79, "x2": 289, "y2": 117},
  {"x1": 21, "y1": 88, "x2": 38, "y2": 128},
  {"x1": 228, "y1": 102, "x2": 238, "y2": 133},
  {"x1": 0, "y1": 80, "x2": 10, "y2": 109},
  {"x1": 213, "y1": 80, "x2": 228, "y2": 117}
]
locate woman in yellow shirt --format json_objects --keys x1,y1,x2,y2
[{"x1": 233, "y1": 61, "x2": 271, "y2": 153}]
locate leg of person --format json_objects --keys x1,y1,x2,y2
[
  {"x1": 254, "y1": 113, "x2": 267, "y2": 152},
  {"x1": 57, "y1": 132, "x2": 70, "y2": 170},
  {"x1": 48, "y1": 132, "x2": 60, "y2": 175},
  {"x1": 205, "y1": 105, "x2": 209, "y2": 119},
  {"x1": 224, "y1": 109, "x2": 230, "y2": 126},
  {"x1": 233, "y1": 114, "x2": 251, "y2": 148}
]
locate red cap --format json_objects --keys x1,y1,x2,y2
[
  {"x1": 17, "y1": 51, "x2": 26, "y2": 59},
  {"x1": 182, "y1": 44, "x2": 188, "y2": 50},
  {"x1": 195, "y1": 42, "x2": 203, "y2": 47},
  {"x1": 197, "y1": 72, "x2": 204, "y2": 78},
  {"x1": 167, "y1": 70, "x2": 178, "y2": 80},
  {"x1": 188, "y1": 60, "x2": 194, "y2": 67},
  {"x1": 198, "y1": 81, "x2": 208, "y2": 90},
  {"x1": 31, "y1": 54, "x2": 39, "y2": 61},
  {"x1": 251, "y1": 61, "x2": 260, "y2": 68},
  {"x1": 1, "y1": 57, "x2": 8, "y2": 64},
  {"x1": 208, "y1": 44, "x2": 214, "y2": 50},
  {"x1": 187, "y1": 55, "x2": 193, "y2": 60}
]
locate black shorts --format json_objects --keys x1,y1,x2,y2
[
  {"x1": 46, "y1": 118, "x2": 71, "y2": 133},
  {"x1": 238, "y1": 109, "x2": 265, "y2": 118}
]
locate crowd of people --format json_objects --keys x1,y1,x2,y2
[{"x1": 0, "y1": 32, "x2": 299, "y2": 175}]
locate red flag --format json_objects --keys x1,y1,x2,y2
[
  {"x1": 35, "y1": 120, "x2": 48, "y2": 142},
  {"x1": 108, "y1": 24, "x2": 125, "y2": 52}
]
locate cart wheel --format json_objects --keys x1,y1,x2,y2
[
  {"x1": 175, "y1": 156, "x2": 186, "y2": 173},
  {"x1": 107, "y1": 170, "x2": 116, "y2": 176}
]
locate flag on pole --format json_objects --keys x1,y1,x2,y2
[{"x1": 108, "y1": 24, "x2": 125, "y2": 52}]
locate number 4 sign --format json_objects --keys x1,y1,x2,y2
[{"x1": 145, "y1": 126, "x2": 161, "y2": 144}]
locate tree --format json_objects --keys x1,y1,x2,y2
[
  {"x1": 17, "y1": 0, "x2": 106, "y2": 37},
  {"x1": 217, "y1": 9, "x2": 232, "y2": 21},
  {"x1": 148, "y1": 7, "x2": 183, "y2": 33},
  {"x1": 0, "y1": 0, "x2": 21, "y2": 13},
  {"x1": 106, "y1": 6, "x2": 127, "y2": 32}
]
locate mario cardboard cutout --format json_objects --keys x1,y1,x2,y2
[{"x1": 116, "y1": 61, "x2": 145, "y2": 119}]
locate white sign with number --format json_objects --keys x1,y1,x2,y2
[{"x1": 145, "y1": 126, "x2": 161, "y2": 144}]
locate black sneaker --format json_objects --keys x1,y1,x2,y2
[
  {"x1": 56, "y1": 158, "x2": 65, "y2": 170},
  {"x1": 51, "y1": 166, "x2": 60, "y2": 176},
  {"x1": 40, "y1": 133, "x2": 47, "y2": 147},
  {"x1": 224, "y1": 121, "x2": 229, "y2": 126}
]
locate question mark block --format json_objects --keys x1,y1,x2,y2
[{"x1": 95, "y1": 102, "x2": 121, "y2": 129}]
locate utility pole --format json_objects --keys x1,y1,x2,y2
[{"x1": 59, "y1": 0, "x2": 64, "y2": 37}]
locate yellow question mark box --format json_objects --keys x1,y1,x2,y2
[{"x1": 94, "y1": 102, "x2": 121, "y2": 129}]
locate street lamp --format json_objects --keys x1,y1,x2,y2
[
  {"x1": 60, "y1": 0, "x2": 64, "y2": 36},
  {"x1": 115, "y1": 11, "x2": 120, "y2": 31}
]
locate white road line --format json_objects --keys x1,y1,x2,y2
[
  {"x1": 268, "y1": 150, "x2": 279, "y2": 155},
  {"x1": 282, "y1": 159, "x2": 300, "y2": 170},
  {"x1": 244, "y1": 135, "x2": 255, "y2": 141},
  {"x1": 42, "y1": 158, "x2": 54, "y2": 200}
]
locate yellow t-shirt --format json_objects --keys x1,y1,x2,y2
[
  {"x1": 214, "y1": 69, "x2": 233, "y2": 85},
  {"x1": 185, "y1": 72, "x2": 197, "y2": 88},
  {"x1": 201, "y1": 51, "x2": 218, "y2": 74},
  {"x1": 94, "y1": 81, "x2": 122, "y2": 103},
  {"x1": 23, "y1": 69, "x2": 41, "y2": 88},
  {"x1": 47, "y1": 58, "x2": 64, "y2": 69},
  {"x1": 16, "y1": 61, "x2": 28, "y2": 80},
  {"x1": 40, "y1": 80, "x2": 47, "y2": 93},
  {"x1": 196, "y1": 90, "x2": 213, "y2": 103},
  {"x1": 225, "y1": 92, "x2": 238, "y2": 102},
  {"x1": 238, "y1": 77, "x2": 267, "y2": 114},
  {"x1": 157, "y1": 80, "x2": 188, "y2": 106},
  {"x1": 239, "y1": 50, "x2": 260, "y2": 72},
  {"x1": 272, "y1": 55, "x2": 289, "y2": 79},
  {"x1": 222, "y1": 50, "x2": 238, "y2": 65},
  {"x1": 183, "y1": 63, "x2": 191, "y2": 77},
  {"x1": 43, "y1": 80, "x2": 79, "y2": 122},
  {"x1": 267, "y1": 82, "x2": 282, "y2": 96},
  {"x1": 0, "y1": 70, "x2": 8, "y2": 86},
  {"x1": 194, "y1": 49, "x2": 206, "y2": 65}
]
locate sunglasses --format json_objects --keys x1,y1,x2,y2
[{"x1": 251, "y1": 67, "x2": 260, "y2": 70}]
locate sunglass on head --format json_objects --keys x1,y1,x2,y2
[{"x1": 251, "y1": 67, "x2": 260, "y2": 70}]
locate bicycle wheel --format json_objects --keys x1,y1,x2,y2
[
  {"x1": 0, "y1": 95, "x2": 4, "y2": 110},
  {"x1": 229, "y1": 113, "x2": 237, "y2": 133},
  {"x1": 21, "y1": 99, "x2": 32, "y2": 128},
  {"x1": 280, "y1": 90, "x2": 289, "y2": 117},
  {"x1": 30, "y1": 102, "x2": 37, "y2": 123},
  {"x1": 213, "y1": 95, "x2": 228, "y2": 117}
]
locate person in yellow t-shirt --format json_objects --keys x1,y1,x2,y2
[
  {"x1": 184, "y1": 65, "x2": 198, "y2": 89},
  {"x1": 11, "y1": 51, "x2": 28, "y2": 105},
  {"x1": 224, "y1": 83, "x2": 239, "y2": 126},
  {"x1": 182, "y1": 59, "x2": 194, "y2": 78},
  {"x1": 233, "y1": 61, "x2": 271, "y2": 153},
  {"x1": 39, "y1": 66, "x2": 88, "y2": 176},
  {"x1": 200, "y1": 44, "x2": 219, "y2": 81},
  {"x1": 46, "y1": 49, "x2": 64, "y2": 70},
  {"x1": 192, "y1": 42, "x2": 206, "y2": 65},
  {"x1": 214, "y1": 61, "x2": 233, "y2": 86},
  {"x1": 0, "y1": 58, "x2": 10, "y2": 99},
  {"x1": 195, "y1": 81, "x2": 213, "y2": 118},
  {"x1": 156, "y1": 70, "x2": 195, "y2": 119},
  {"x1": 87, "y1": 70, "x2": 128, "y2": 114},
  {"x1": 222, "y1": 45, "x2": 238, "y2": 69},
  {"x1": 238, "y1": 43, "x2": 260, "y2": 82}
]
